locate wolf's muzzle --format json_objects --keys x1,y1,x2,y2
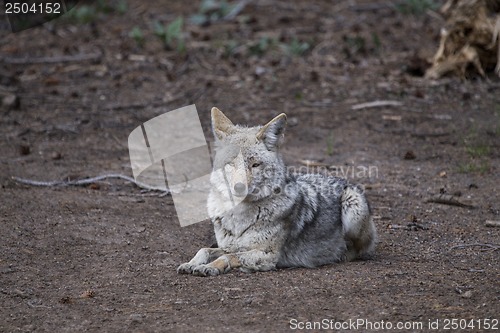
[{"x1": 233, "y1": 182, "x2": 247, "y2": 197}]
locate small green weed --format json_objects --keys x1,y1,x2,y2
[
  {"x1": 458, "y1": 126, "x2": 492, "y2": 174},
  {"x1": 466, "y1": 144, "x2": 490, "y2": 158},
  {"x1": 371, "y1": 32, "x2": 382, "y2": 53},
  {"x1": 154, "y1": 17, "x2": 185, "y2": 53},
  {"x1": 396, "y1": 0, "x2": 438, "y2": 15},
  {"x1": 190, "y1": 0, "x2": 235, "y2": 25},
  {"x1": 463, "y1": 127, "x2": 491, "y2": 158},
  {"x1": 223, "y1": 40, "x2": 240, "y2": 58},
  {"x1": 343, "y1": 35, "x2": 366, "y2": 57},
  {"x1": 129, "y1": 26, "x2": 144, "y2": 47},
  {"x1": 326, "y1": 131, "x2": 334, "y2": 156},
  {"x1": 283, "y1": 38, "x2": 310, "y2": 57},
  {"x1": 65, "y1": 0, "x2": 127, "y2": 24},
  {"x1": 115, "y1": 0, "x2": 128, "y2": 14},
  {"x1": 248, "y1": 37, "x2": 277, "y2": 57},
  {"x1": 223, "y1": 36, "x2": 313, "y2": 59},
  {"x1": 457, "y1": 161, "x2": 490, "y2": 174},
  {"x1": 66, "y1": 5, "x2": 97, "y2": 24},
  {"x1": 294, "y1": 91, "x2": 303, "y2": 101},
  {"x1": 495, "y1": 104, "x2": 500, "y2": 136}
]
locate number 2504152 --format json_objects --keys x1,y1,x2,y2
[{"x1": 5, "y1": 2, "x2": 61, "y2": 14}]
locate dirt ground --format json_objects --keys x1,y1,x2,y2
[{"x1": 1, "y1": 1, "x2": 499, "y2": 332}]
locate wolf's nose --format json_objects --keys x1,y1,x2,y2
[{"x1": 234, "y1": 182, "x2": 246, "y2": 195}]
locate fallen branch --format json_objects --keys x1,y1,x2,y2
[
  {"x1": 407, "y1": 222, "x2": 429, "y2": 230},
  {"x1": 12, "y1": 174, "x2": 169, "y2": 194},
  {"x1": 1, "y1": 52, "x2": 102, "y2": 65},
  {"x1": 425, "y1": 194, "x2": 476, "y2": 209},
  {"x1": 387, "y1": 223, "x2": 429, "y2": 230},
  {"x1": 387, "y1": 224, "x2": 407, "y2": 229},
  {"x1": 411, "y1": 131, "x2": 451, "y2": 138},
  {"x1": 485, "y1": 220, "x2": 500, "y2": 228},
  {"x1": 450, "y1": 243, "x2": 500, "y2": 251},
  {"x1": 351, "y1": 100, "x2": 403, "y2": 110}
]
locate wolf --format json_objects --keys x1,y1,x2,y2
[{"x1": 177, "y1": 107, "x2": 377, "y2": 276}]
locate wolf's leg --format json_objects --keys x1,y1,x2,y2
[
  {"x1": 192, "y1": 250, "x2": 278, "y2": 277},
  {"x1": 341, "y1": 185, "x2": 377, "y2": 260},
  {"x1": 177, "y1": 248, "x2": 226, "y2": 274}
]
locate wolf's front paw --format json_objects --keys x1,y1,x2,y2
[
  {"x1": 192, "y1": 264, "x2": 221, "y2": 277},
  {"x1": 177, "y1": 263, "x2": 196, "y2": 274}
]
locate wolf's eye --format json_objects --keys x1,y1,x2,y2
[{"x1": 252, "y1": 162, "x2": 261, "y2": 168}]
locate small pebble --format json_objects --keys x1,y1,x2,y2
[
  {"x1": 461, "y1": 290, "x2": 473, "y2": 299},
  {"x1": 19, "y1": 144, "x2": 30, "y2": 156},
  {"x1": 51, "y1": 152, "x2": 62, "y2": 160},
  {"x1": 2, "y1": 93, "x2": 20, "y2": 110},
  {"x1": 404, "y1": 150, "x2": 416, "y2": 160}
]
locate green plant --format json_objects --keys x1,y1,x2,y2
[
  {"x1": 463, "y1": 127, "x2": 491, "y2": 158},
  {"x1": 495, "y1": 105, "x2": 500, "y2": 136},
  {"x1": 396, "y1": 0, "x2": 438, "y2": 15},
  {"x1": 458, "y1": 126, "x2": 492, "y2": 174},
  {"x1": 457, "y1": 161, "x2": 490, "y2": 174},
  {"x1": 343, "y1": 35, "x2": 366, "y2": 57},
  {"x1": 326, "y1": 131, "x2": 334, "y2": 156},
  {"x1": 115, "y1": 0, "x2": 128, "y2": 14},
  {"x1": 371, "y1": 32, "x2": 382, "y2": 53},
  {"x1": 94, "y1": 0, "x2": 128, "y2": 14},
  {"x1": 223, "y1": 40, "x2": 240, "y2": 58},
  {"x1": 248, "y1": 37, "x2": 276, "y2": 56},
  {"x1": 466, "y1": 144, "x2": 490, "y2": 158},
  {"x1": 154, "y1": 17, "x2": 185, "y2": 52},
  {"x1": 67, "y1": 5, "x2": 97, "y2": 24},
  {"x1": 129, "y1": 26, "x2": 144, "y2": 47},
  {"x1": 190, "y1": 0, "x2": 235, "y2": 25},
  {"x1": 65, "y1": 0, "x2": 127, "y2": 24},
  {"x1": 284, "y1": 38, "x2": 310, "y2": 57}
]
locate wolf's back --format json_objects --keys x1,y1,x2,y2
[{"x1": 277, "y1": 173, "x2": 349, "y2": 267}]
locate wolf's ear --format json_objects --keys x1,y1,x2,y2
[
  {"x1": 211, "y1": 107, "x2": 235, "y2": 140},
  {"x1": 256, "y1": 113, "x2": 287, "y2": 150}
]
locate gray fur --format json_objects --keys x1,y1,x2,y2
[{"x1": 177, "y1": 108, "x2": 377, "y2": 276}]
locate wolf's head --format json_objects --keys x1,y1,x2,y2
[{"x1": 210, "y1": 107, "x2": 287, "y2": 203}]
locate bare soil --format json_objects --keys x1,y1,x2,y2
[{"x1": 1, "y1": 1, "x2": 499, "y2": 332}]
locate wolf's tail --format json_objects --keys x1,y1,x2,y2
[{"x1": 340, "y1": 185, "x2": 377, "y2": 259}]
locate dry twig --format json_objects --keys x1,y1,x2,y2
[
  {"x1": 1, "y1": 52, "x2": 102, "y2": 65},
  {"x1": 12, "y1": 174, "x2": 169, "y2": 194},
  {"x1": 425, "y1": 194, "x2": 476, "y2": 209},
  {"x1": 485, "y1": 220, "x2": 500, "y2": 228},
  {"x1": 351, "y1": 100, "x2": 402, "y2": 110},
  {"x1": 450, "y1": 243, "x2": 500, "y2": 251}
]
